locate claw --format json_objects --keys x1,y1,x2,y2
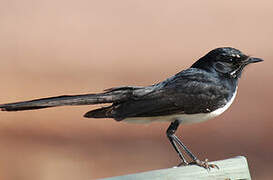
[{"x1": 189, "y1": 158, "x2": 219, "y2": 170}]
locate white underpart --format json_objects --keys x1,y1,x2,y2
[{"x1": 123, "y1": 88, "x2": 237, "y2": 124}]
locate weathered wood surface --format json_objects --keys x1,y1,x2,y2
[{"x1": 101, "y1": 156, "x2": 251, "y2": 180}]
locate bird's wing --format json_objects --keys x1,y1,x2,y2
[
  {"x1": 115, "y1": 69, "x2": 230, "y2": 119},
  {"x1": 85, "y1": 68, "x2": 230, "y2": 120}
]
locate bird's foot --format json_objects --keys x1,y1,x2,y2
[{"x1": 189, "y1": 158, "x2": 219, "y2": 170}]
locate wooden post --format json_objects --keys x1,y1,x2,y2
[{"x1": 101, "y1": 156, "x2": 251, "y2": 180}]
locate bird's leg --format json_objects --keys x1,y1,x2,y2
[
  {"x1": 166, "y1": 120, "x2": 219, "y2": 169},
  {"x1": 166, "y1": 120, "x2": 188, "y2": 165}
]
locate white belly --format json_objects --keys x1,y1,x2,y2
[{"x1": 123, "y1": 89, "x2": 237, "y2": 124}]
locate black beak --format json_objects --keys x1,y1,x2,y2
[{"x1": 246, "y1": 57, "x2": 264, "y2": 64}]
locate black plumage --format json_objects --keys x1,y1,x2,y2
[
  {"x1": 0, "y1": 47, "x2": 263, "y2": 169},
  {"x1": 85, "y1": 69, "x2": 231, "y2": 120}
]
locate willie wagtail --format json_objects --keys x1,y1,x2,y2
[{"x1": 0, "y1": 47, "x2": 263, "y2": 169}]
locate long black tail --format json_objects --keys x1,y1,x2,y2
[{"x1": 0, "y1": 87, "x2": 138, "y2": 112}]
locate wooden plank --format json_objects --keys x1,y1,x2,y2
[{"x1": 101, "y1": 156, "x2": 251, "y2": 180}]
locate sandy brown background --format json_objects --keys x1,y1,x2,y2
[{"x1": 0, "y1": 0, "x2": 272, "y2": 179}]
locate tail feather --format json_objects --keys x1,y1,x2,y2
[
  {"x1": 84, "y1": 106, "x2": 113, "y2": 118},
  {"x1": 84, "y1": 106, "x2": 125, "y2": 121},
  {"x1": 0, "y1": 86, "x2": 146, "y2": 115},
  {"x1": 0, "y1": 91, "x2": 129, "y2": 112}
]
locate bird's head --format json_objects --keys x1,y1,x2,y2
[{"x1": 192, "y1": 47, "x2": 263, "y2": 78}]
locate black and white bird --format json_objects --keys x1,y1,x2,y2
[{"x1": 0, "y1": 47, "x2": 263, "y2": 169}]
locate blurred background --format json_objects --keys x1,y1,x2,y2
[{"x1": 0, "y1": 0, "x2": 272, "y2": 179}]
